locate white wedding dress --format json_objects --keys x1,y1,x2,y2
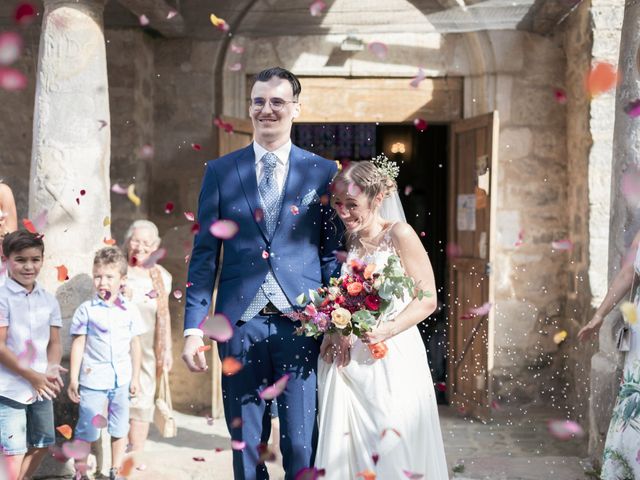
[{"x1": 315, "y1": 227, "x2": 449, "y2": 479}]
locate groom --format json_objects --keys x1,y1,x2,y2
[{"x1": 181, "y1": 67, "x2": 343, "y2": 479}]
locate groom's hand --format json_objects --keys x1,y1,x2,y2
[{"x1": 181, "y1": 335, "x2": 209, "y2": 373}]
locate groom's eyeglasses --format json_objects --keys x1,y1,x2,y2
[{"x1": 250, "y1": 97, "x2": 298, "y2": 112}]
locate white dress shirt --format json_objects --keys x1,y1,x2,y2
[
  {"x1": 70, "y1": 295, "x2": 147, "y2": 390},
  {"x1": 0, "y1": 278, "x2": 62, "y2": 404},
  {"x1": 183, "y1": 140, "x2": 292, "y2": 338}
]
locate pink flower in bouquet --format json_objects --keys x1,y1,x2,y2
[
  {"x1": 304, "y1": 303, "x2": 318, "y2": 317},
  {"x1": 350, "y1": 258, "x2": 365, "y2": 273},
  {"x1": 364, "y1": 295, "x2": 381, "y2": 311},
  {"x1": 335, "y1": 295, "x2": 346, "y2": 305},
  {"x1": 313, "y1": 312, "x2": 330, "y2": 330},
  {"x1": 363, "y1": 263, "x2": 377, "y2": 280},
  {"x1": 347, "y1": 281, "x2": 364, "y2": 296}
]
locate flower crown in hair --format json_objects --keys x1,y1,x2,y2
[{"x1": 371, "y1": 154, "x2": 399, "y2": 180}]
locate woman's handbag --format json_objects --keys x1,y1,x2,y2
[
  {"x1": 617, "y1": 272, "x2": 637, "y2": 352},
  {"x1": 154, "y1": 369, "x2": 177, "y2": 438}
]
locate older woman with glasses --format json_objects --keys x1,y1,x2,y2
[{"x1": 122, "y1": 220, "x2": 173, "y2": 452}]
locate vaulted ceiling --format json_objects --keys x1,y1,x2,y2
[{"x1": 0, "y1": 0, "x2": 582, "y2": 37}]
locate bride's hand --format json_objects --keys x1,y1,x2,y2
[
  {"x1": 320, "y1": 334, "x2": 351, "y2": 367},
  {"x1": 362, "y1": 323, "x2": 395, "y2": 345}
]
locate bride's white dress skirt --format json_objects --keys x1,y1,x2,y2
[{"x1": 315, "y1": 324, "x2": 449, "y2": 479}]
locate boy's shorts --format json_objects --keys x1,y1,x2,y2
[
  {"x1": 75, "y1": 384, "x2": 130, "y2": 442},
  {"x1": 0, "y1": 396, "x2": 55, "y2": 455}
]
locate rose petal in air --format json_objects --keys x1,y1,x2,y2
[
  {"x1": 402, "y1": 470, "x2": 424, "y2": 479},
  {"x1": 621, "y1": 169, "x2": 640, "y2": 204},
  {"x1": 184, "y1": 211, "x2": 195, "y2": 221},
  {"x1": 0, "y1": 32, "x2": 23, "y2": 66},
  {"x1": 213, "y1": 117, "x2": 235, "y2": 133},
  {"x1": 254, "y1": 208, "x2": 264, "y2": 222},
  {"x1": 257, "y1": 443, "x2": 277, "y2": 463},
  {"x1": 56, "y1": 265, "x2": 68, "y2": 282},
  {"x1": 111, "y1": 183, "x2": 128, "y2": 195},
  {"x1": 290, "y1": 205, "x2": 300, "y2": 215},
  {"x1": 230, "y1": 417, "x2": 243, "y2": 428},
  {"x1": 625, "y1": 99, "x2": 640, "y2": 118},
  {"x1": 199, "y1": 314, "x2": 233, "y2": 342},
  {"x1": 228, "y1": 62, "x2": 243, "y2": 72},
  {"x1": 553, "y1": 330, "x2": 568, "y2": 344},
  {"x1": 222, "y1": 357, "x2": 243, "y2": 376},
  {"x1": 554, "y1": 88, "x2": 567, "y2": 104},
  {"x1": 435, "y1": 382, "x2": 446, "y2": 392},
  {"x1": 551, "y1": 239, "x2": 573, "y2": 251},
  {"x1": 91, "y1": 414, "x2": 107, "y2": 429},
  {"x1": 230, "y1": 43, "x2": 245, "y2": 54},
  {"x1": 62, "y1": 439, "x2": 91, "y2": 460},
  {"x1": 191, "y1": 143, "x2": 202, "y2": 151},
  {"x1": 173, "y1": 289, "x2": 183, "y2": 299},
  {"x1": 191, "y1": 223, "x2": 200, "y2": 234},
  {"x1": 0, "y1": 67, "x2": 27, "y2": 91},
  {"x1": 404, "y1": 185, "x2": 413, "y2": 196},
  {"x1": 309, "y1": 0, "x2": 327, "y2": 16},
  {"x1": 413, "y1": 118, "x2": 428, "y2": 132},
  {"x1": 262, "y1": 250, "x2": 270, "y2": 259},
  {"x1": 17, "y1": 340, "x2": 36, "y2": 368},
  {"x1": 164, "y1": 201, "x2": 174, "y2": 214},
  {"x1": 139, "y1": 14, "x2": 149, "y2": 26},
  {"x1": 141, "y1": 248, "x2": 167, "y2": 268},
  {"x1": 103, "y1": 238, "x2": 116, "y2": 246},
  {"x1": 356, "y1": 470, "x2": 376, "y2": 480},
  {"x1": 56, "y1": 424, "x2": 73, "y2": 440},
  {"x1": 368, "y1": 41, "x2": 388, "y2": 60},
  {"x1": 121, "y1": 456, "x2": 135, "y2": 476},
  {"x1": 210, "y1": 219, "x2": 239, "y2": 239},
  {"x1": 166, "y1": 10, "x2": 178, "y2": 19},
  {"x1": 146, "y1": 290, "x2": 159, "y2": 299},
  {"x1": 294, "y1": 466, "x2": 326, "y2": 480},
  {"x1": 586, "y1": 62, "x2": 618, "y2": 97},
  {"x1": 231, "y1": 440, "x2": 245, "y2": 451},
  {"x1": 547, "y1": 419, "x2": 584, "y2": 440},
  {"x1": 259, "y1": 375, "x2": 290, "y2": 400},
  {"x1": 409, "y1": 67, "x2": 426, "y2": 88},
  {"x1": 14, "y1": 3, "x2": 37, "y2": 26}
]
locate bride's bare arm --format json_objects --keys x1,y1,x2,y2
[{"x1": 362, "y1": 222, "x2": 438, "y2": 344}]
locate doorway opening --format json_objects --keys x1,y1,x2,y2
[{"x1": 292, "y1": 122, "x2": 449, "y2": 403}]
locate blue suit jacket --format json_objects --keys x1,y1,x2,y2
[{"x1": 184, "y1": 143, "x2": 343, "y2": 330}]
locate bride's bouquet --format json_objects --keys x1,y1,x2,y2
[{"x1": 291, "y1": 255, "x2": 430, "y2": 359}]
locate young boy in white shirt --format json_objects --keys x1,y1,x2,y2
[
  {"x1": 0, "y1": 230, "x2": 66, "y2": 480},
  {"x1": 67, "y1": 247, "x2": 145, "y2": 480}
]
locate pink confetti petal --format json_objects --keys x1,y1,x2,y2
[
  {"x1": 460, "y1": 302, "x2": 492, "y2": 319},
  {"x1": 139, "y1": 144, "x2": 154, "y2": 158},
  {"x1": 554, "y1": 88, "x2": 567, "y2": 104},
  {"x1": 625, "y1": 99, "x2": 640, "y2": 118},
  {"x1": 164, "y1": 201, "x2": 174, "y2": 214},
  {"x1": 515, "y1": 229, "x2": 525, "y2": 247},
  {"x1": 62, "y1": 439, "x2": 91, "y2": 460},
  {"x1": 173, "y1": 289, "x2": 183, "y2": 299},
  {"x1": 262, "y1": 250, "x2": 270, "y2": 259},
  {"x1": 413, "y1": 118, "x2": 428, "y2": 132},
  {"x1": 191, "y1": 143, "x2": 202, "y2": 151},
  {"x1": 111, "y1": 183, "x2": 129, "y2": 195},
  {"x1": 14, "y1": 2, "x2": 37, "y2": 26},
  {"x1": 259, "y1": 375, "x2": 290, "y2": 400},
  {"x1": 404, "y1": 185, "x2": 413, "y2": 196},
  {"x1": 0, "y1": 32, "x2": 23, "y2": 66},
  {"x1": 139, "y1": 14, "x2": 149, "y2": 26},
  {"x1": 191, "y1": 223, "x2": 200, "y2": 234},
  {"x1": 295, "y1": 467, "x2": 326, "y2": 480},
  {"x1": 446, "y1": 243, "x2": 462, "y2": 258},
  {"x1": 166, "y1": 10, "x2": 177, "y2": 19},
  {"x1": 213, "y1": 117, "x2": 234, "y2": 133},
  {"x1": 368, "y1": 41, "x2": 388, "y2": 60},
  {"x1": 210, "y1": 219, "x2": 239, "y2": 239},
  {"x1": 145, "y1": 289, "x2": 158, "y2": 299},
  {"x1": 622, "y1": 169, "x2": 640, "y2": 204},
  {"x1": 547, "y1": 419, "x2": 584, "y2": 440},
  {"x1": 309, "y1": 0, "x2": 327, "y2": 16},
  {"x1": 228, "y1": 62, "x2": 243, "y2": 72},
  {"x1": 409, "y1": 67, "x2": 426, "y2": 88},
  {"x1": 435, "y1": 382, "x2": 446, "y2": 392},
  {"x1": 230, "y1": 417, "x2": 243, "y2": 428},
  {"x1": 17, "y1": 340, "x2": 36, "y2": 368},
  {"x1": 254, "y1": 208, "x2": 264, "y2": 222},
  {"x1": 141, "y1": 248, "x2": 167, "y2": 268},
  {"x1": 184, "y1": 211, "x2": 195, "y2": 221},
  {"x1": 0, "y1": 67, "x2": 26, "y2": 91},
  {"x1": 403, "y1": 471, "x2": 424, "y2": 479},
  {"x1": 419, "y1": 231, "x2": 426, "y2": 237},
  {"x1": 230, "y1": 43, "x2": 245, "y2": 54},
  {"x1": 199, "y1": 313, "x2": 233, "y2": 342},
  {"x1": 551, "y1": 239, "x2": 573, "y2": 251},
  {"x1": 91, "y1": 414, "x2": 107, "y2": 429},
  {"x1": 290, "y1": 205, "x2": 300, "y2": 215},
  {"x1": 231, "y1": 440, "x2": 246, "y2": 451}
]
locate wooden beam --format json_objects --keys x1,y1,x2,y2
[{"x1": 116, "y1": 0, "x2": 185, "y2": 37}]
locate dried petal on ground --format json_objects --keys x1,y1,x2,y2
[
  {"x1": 409, "y1": 67, "x2": 426, "y2": 88},
  {"x1": 259, "y1": 375, "x2": 290, "y2": 400}
]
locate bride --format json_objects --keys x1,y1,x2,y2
[{"x1": 314, "y1": 159, "x2": 449, "y2": 479}]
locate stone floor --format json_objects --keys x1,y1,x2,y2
[{"x1": 30, "y1": 405, "x2": 595, "y2": 480}]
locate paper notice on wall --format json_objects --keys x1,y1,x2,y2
[{"x1": 457, "y1": 194, "x2": 476, "y2": 231}]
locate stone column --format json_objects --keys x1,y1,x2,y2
[
  {"x1": 29, "y1": 0, "x2": 111, "y2": 352},
  {"x1": 587, "y1": 0, "x2": 640, "y2": 460}
]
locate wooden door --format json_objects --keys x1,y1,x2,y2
[
  {"x1": 210, "y1": 115, "x2": 253, "y2": 418},
  {"x1": 447, "y1": 112, "x2": 498, "y2": 420}
]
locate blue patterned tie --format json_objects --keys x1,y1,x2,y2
[
  {"x1": 240, "y1": 152, "x2": 292, "y2": 321},
  {"x1": 259, "y1": 152, "x2": 279, "y2": 235}
]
